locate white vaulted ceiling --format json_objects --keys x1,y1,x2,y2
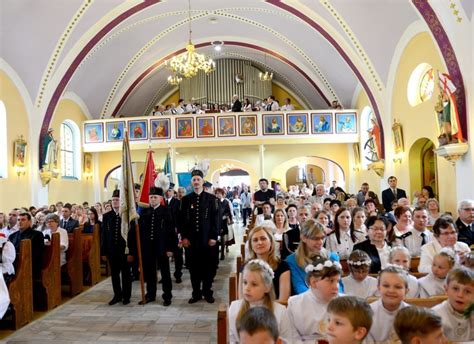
[{"x1": 0, "y1": 0, "x2": 450, "y2": 120}]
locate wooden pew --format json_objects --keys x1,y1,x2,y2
[
  {"x1": 36, "y1": 232, "x2": 61, "y2": 311},
  {"x1": 7, "y1": 240, "x2": 33, "y2": 329},
  {"x1": 82, "y1": 224, "x2": 101, "y2": 286},
  {"x1": 340, "y1": 259, "x2": 350, "y2": 275},
  {"x1": 240, "y1": 243, "x2": 245, "y2": 260},
  {"x1": 229, "y1": 272, "x2": 237, "y2": 305},
  {"x1": 62, "y1": 228, "x2": 83, "y2": 296},
  {"x1": 410, "y1": 256, "x2": 420, "y2": 273},
  {"x1": 217, "y1": 303, "x2": 228, "y2": 344},
  {"x1": 367, "y1": 295, "x2": 447, "y2": 308}
]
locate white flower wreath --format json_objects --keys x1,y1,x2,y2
[
  {"x1": 248, "y1": 259, "x2": 275, "y2": 279},
  {"x1": 347, "y1": 259, "x2": 371, "y2": 266},
  {"x1": 305, "y1": 260, "x2": 342, "y2": 273}
]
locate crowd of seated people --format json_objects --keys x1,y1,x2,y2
[{"x1": 227, "y1": 176, "x2": 473, "y2": 343}]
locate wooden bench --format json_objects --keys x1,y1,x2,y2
[
  {"x1": 36, "y1": 232, "x2": 61, "y2": 311},
  {"x1": 217, "y1": 303, "x2": 228, "y2": 344},
  {"x1": 82, "y1": 224, "x2": 101, "y2": 286},
  {"x1": 240, "y1": 243, "x2": 245, "y2": 260},
  {"x1": 62, "y1": 228, "x2": 83, "y2": 296},
  {"x1": 410, "y1": 256, "x2": 420, "y2": 273},
  {"x1": 367, "y1": 295, "x2": 447, "y2": 308},
  {"x1": 7, "y1": 240, "x2": 33, "y2": 329},
  {"x1": 229, "y1": 273, "x2": 237, "y2": 305}
]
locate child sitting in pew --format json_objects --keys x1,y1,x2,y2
[
  {"x1": 237, "y1": 306, "x2": 281, "y2": 344},
  {"x1": 394, "y1": 306, "x2": 447, "y2": 344},
  {"x1": 341, "y1": 250, "x2": 378, "y2": 299},
  {"x1": 326, "y1": 295, "x2": 374, "y2": 344},
  {"x1": 388, "y1": 246, "x2": 419, "y2": 298},
  {"x1": 229, "y1": 259, "x2": 290, "y2": 343},
  {"x1": 432, "y1": 267, "x2": 474, "y2": 342},
  {"x1": 367, "y1": 265, "x2": 409, "y2": 343},
  {"x1": 418, "y1": 248, "x2": 455, "y2": 297},
  {"x1": 287, "y1": 257, "x2": 342, "y2": 342}
]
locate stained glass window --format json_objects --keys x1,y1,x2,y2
[
  {"x1": 419, "y1": 68, "x2": 434, "y2": 102},
  {"x1": 60, "y1": 122, "x2": 76, "y2": 178}
]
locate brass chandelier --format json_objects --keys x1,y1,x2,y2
[{"x1": 165, "y1": 0, "x2": 215, "y2": 82}]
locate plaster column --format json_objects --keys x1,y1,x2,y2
[
  {"x1": 93, "y1": 152, "x2": 101, "y2": 203},
  {"x1": 170, "y1": 146, "x2": 177, "y2": 183},
  {"x1": 259, "y1": 144, "x2": 265, "y2": 179}
]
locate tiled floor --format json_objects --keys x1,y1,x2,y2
[{"x1": 2, "y1": 224, "x2": 243, "y2": 344}]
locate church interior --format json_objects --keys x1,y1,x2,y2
[{"x1": 0, "y1": 0, "x2": 473, "y2": 343}]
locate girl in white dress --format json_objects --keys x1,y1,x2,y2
[
  {"x1": 342, "y1": 250, "x2": 377, "y2": 299},
  {"x1": 228, "y1": 259, "x2": 290, "y2": 343},
  {"x1": 368, "y1": 265, "x2": 409, "y2": 343},
  {"x1": 419, "y1": 248, "x2": 455, "y2": 297},
  {"x1": 388, "y1": 246, "x2": 419, "y2": 298},
  {"x1": 287, "y1": 257, "x2": 342, "y2": 342},
  {"x1": 325, "y1": 208, "x2": 365, "y2": 259}
]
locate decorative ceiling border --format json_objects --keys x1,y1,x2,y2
[
  {"x1": 39, "y1": 0, "x2": 162, "y2": 169},
  {"x1": 36, "y1": 0, "x2": 94, "y2": 108},
  {"x1": 110, "y1": 41, "x2": 331, "y2": 118},
  {"x1": 412, "y1": 0, "x2": 467, "y2": 140},
  {"x1": 266, "y1": 0, "x2": 386, "y2": 158}
]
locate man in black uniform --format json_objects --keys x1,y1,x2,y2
[
  {"x1": 131, "y1": 187, "x2": 175, "y2": 306},
  {"x1": 164, "y1": 183, "x2": 183, "y2": 283},
  {"x1": 179, "y1": 169, "x2": 219, "y2": 304},
  {"x1": 101, "y1": 190, "x2": 134, "y2": 305}
]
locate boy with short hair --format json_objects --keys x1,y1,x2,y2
[
  {"x1": 432, "y1": 267, "x2": 474, "y2": 342},
  {"x1": 237, "y1": 306, "x2": 280, "y2": 344},
  {"x1": 394, "y1": 306, "x2": 446, "y2": 344},
  {"x1": 326, "y1": 295, "x2": 373, "y2": 344}
]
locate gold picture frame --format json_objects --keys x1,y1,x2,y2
[
  {"x1": 13, "y1": 135, "x2": 27, "y2": 167},
  {"x1": 392, "y1": 120, "x2": 404, "y2": 154}
]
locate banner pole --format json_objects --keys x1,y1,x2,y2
[{"x1": 134, "y1": 219, "x2": 146, "y2": 305}]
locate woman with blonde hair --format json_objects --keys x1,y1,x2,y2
[
  {"x1": 426, "y1": 198, "x2": 441, "y2": 226},
  {"x1": 285, "y1": 219, "x2": 339, "y2": 294},
  {"x1": 272, "y1": 208, "x2": 289, "y2": 241},
  {"x1": 247, "y1": 225, "x2": 291, "y2": 304}
]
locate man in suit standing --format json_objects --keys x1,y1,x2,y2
[
  {"x1": 456, "y1": 199, "x2": 474, "y2": 246},
  {"x1": 381, "y1": 176, "x2": 407, "y2": 213},
  {"x1": 178, "y1": 170, "x2": 219, "y2": 304},
  {"x1": 60, "y1": 203, "x2": 80, "y2": 233},
  {"x1": 231, "y1": 95, "x2": 242, "y2": 112},
  {"x1": 164, "y1": 183, "x2": 183, "y2": 283},
  {"x1": 101, "y1": 190, "x2": 134, "y2": 305},
  {"x1": 131, "y1": 187, "x2": 175, "y2": 306}
]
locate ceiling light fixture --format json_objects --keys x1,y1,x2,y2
[
  {"x1": 167, "y1": 74, "x2": 183, "y2": 85},
  {"x1": 259, "y1": 53, "x2": 273, "y2": 81},
  {"x1": 212, "y1": 40, "x2": 224, "y2": 51},
  {"x1": 164, "y1": 0, "x2": 215, "y2": 78}
]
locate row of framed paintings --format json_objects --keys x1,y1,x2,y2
[{"x1": 83, "y1": 112, "x2": 357, "y2": 143}]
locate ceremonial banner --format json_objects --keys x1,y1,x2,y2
[
  {"x1": 119, "y1": 133, "x2": 139, "y2": 253},
  {"x1": 177, "y1": 172, "x2": 193, "y2": 195},
  {"x1": 138, "y1": 150, "x2": 157, "y2": 207},
  {"x1": 163, "y1": 152, "x2": 172, "y2": 182}
]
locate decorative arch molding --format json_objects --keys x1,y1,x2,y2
[
  {"x1": 411, "y1": 0, "x2": 467, "y2": 140},
  {"x1": 110, "y1": 41, "x2": 332, "y2": 118},
  {"x1": 62, "y1": 92, "x2": 93, "y2": 120}
]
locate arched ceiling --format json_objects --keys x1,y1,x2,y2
[{"x1": 0, "y1": 0, "x2": 467, "y2": 123}]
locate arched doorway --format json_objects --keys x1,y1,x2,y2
[
  {"x1": 409, "y1": 138, "x2": 437, "y2": 196},
  {"x1": 218, "y1": 169, "x2": 250, "y2": 188},
  {"x1": 285, "y1": 164, "x2": 325, "y2": 187},
  {"x1": 103, "y1": 161, "x2": 145, "y2": 195}
]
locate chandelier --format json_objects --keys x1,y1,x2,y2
[
  {"x1": 167, "y1": 74, "x2": 183, "y2": 85},
  {"x1": 259, "y1": 53, "x2": 273, "y2": 81},
  {"x1": 164, "y1": 0, "x2": 215, "y2": 79}
]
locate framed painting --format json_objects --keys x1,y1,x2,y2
[
  {"x1": 287, "y1": 113, "x2": 309, "y2": 135},
  {"x1": 106, "y1": 121, "x2": 125, "y2": 142},
  {"x1": 176, "y1": 117, "x2": 194, "y2": 138},
  {"x1": 239, "y1": 115, "x2": 257, "y2": 136},
  {"x1": 128, "y1": 120, "x2": 148, "y2": 140},
  {"x1": 197, "y1": 117, "x2": 215, "y2": 138},
  {"x1": 392, "y1": 120, "x2": 404, "y2": 154},
  {"x1": 13, "y1": 136, "x2": 27, "y2": 167},
  {"x1": 84, "y1": 123, "x2": 104, "y2": 143},
  {"x1": 218, "y1": 115, "x2": 236, "y2": 137},
  {"x1": 263, "y1": 114, "x2": 284, "y2": 135},
  {"x1": 150, "y1": 118, "x2": 170, "y2": 139},
  {"x1": 311, "y1": 113, "x2": 333, "y2": 134},
  {"x1": 336, "y1": 112, "x2": 357, "y2": 134}
]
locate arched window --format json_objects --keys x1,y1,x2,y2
[
  {"x1": 407, "y1": 63, "x2": 434, "y2": 106},
  {"x1": 60, "y1": 120, "x2": 81, "y2": 179},
  {"x1": 0, "y1": 101, "x2": 7, "y2": 178}
]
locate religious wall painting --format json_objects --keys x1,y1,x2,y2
[
  {"x1": 364, "y1": 112, "x2": 382, "y2": 162},
  {"x1": 287, "y1": 113, "x2": 308, "y2": 135},
  {"x1": 218, "y1": 115, "x2": 236, "y2": 137},
  {"x1": 335, "y1": 113, "x2": 357, "y2": 134},
  {"x1": 84, "y1": 123, "x2": 104, "y2": 143},
  {"x1": 106, "y1": 121, "x2": 125, "y2": 142},
  {"x1": 392, "y1": 120, "x2": 404, "y2": 154},
  {"x1": 13, "y1": 136, "x2": 27, "y2": 168},
  {"x1": 150, "y1": 118, "x2": 170, "y2": 139},
  {"x1": 128, "y1": 120, "x2": 148, "y2": 141},
  {"x1": 263, "y1": 114, "x2": 284, "y2": 135},
  {"x1": 239, "y1": 115, "x2": 257, "y2": 136},
  {"x1": 197, "y1": 117, "x2": 215, "y2": 138},
  {"x1": 311, "y1": 113, "x2": 333, "y2": 134},
  {"x1": 176, "y1": 117, "x2": 194, "y2": 138}
]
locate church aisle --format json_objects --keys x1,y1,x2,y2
[{"x1": 3, "y1": 224, "x2": 244, "y2": 344}]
